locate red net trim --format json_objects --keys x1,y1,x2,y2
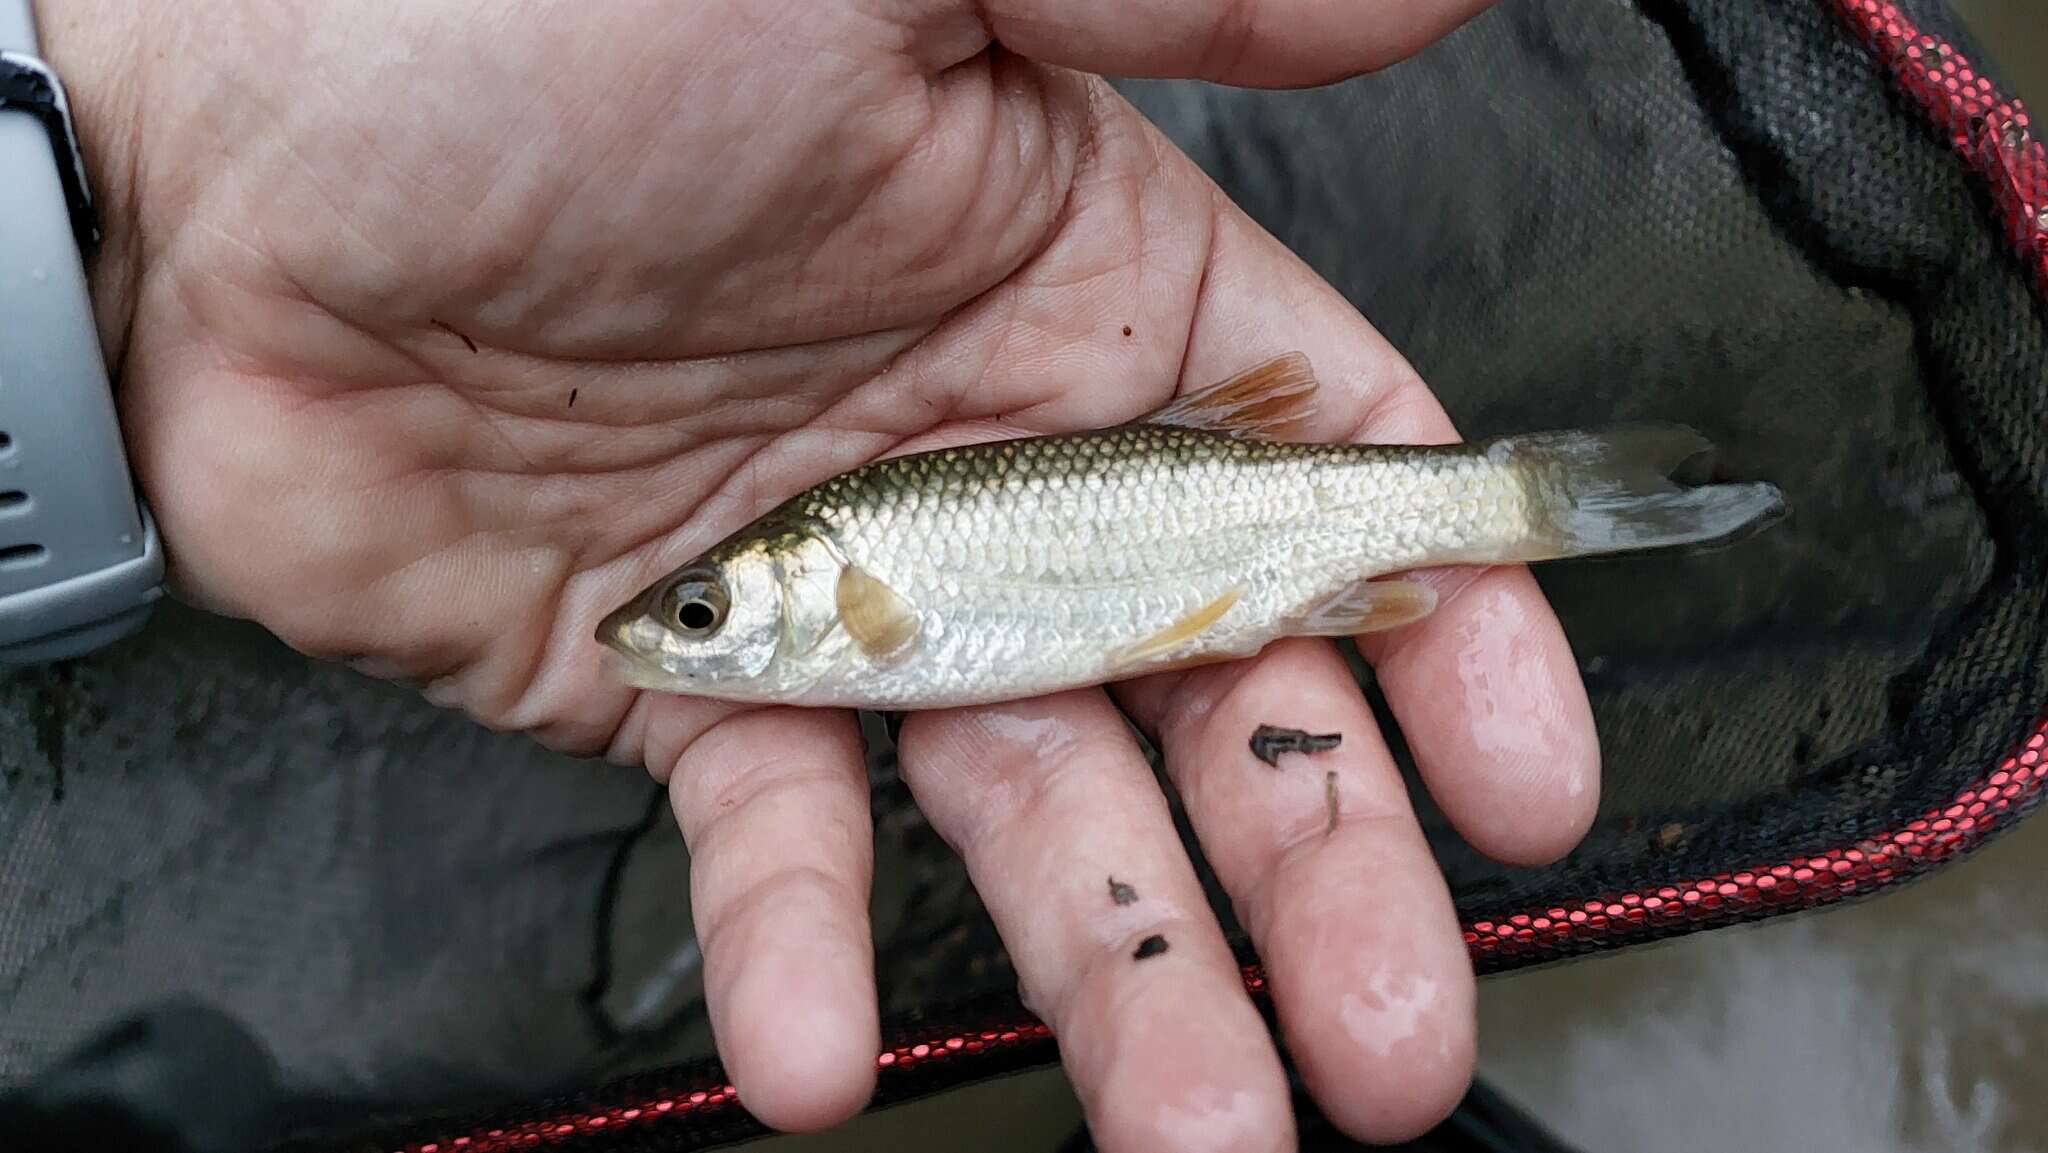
[
  {"x1": 387, "y1": 712, "x2": 2048, "y2": 1153},
  {"x1": 1464, "y1": 712, "x2": 2048, "y2": 963},
  {"x1": 1836, "y1": 0, "x2": 2048, "y2": 288},
  {"x1": 377, "y1": 704, "x2": 2048, "y2": 1151},
  {"x1": 373, "y1": 1023, "x2": 1060, "y2": 1153},
  {"x1": 374, "y1": 3, "x2": 2048, "y2": 1148}
]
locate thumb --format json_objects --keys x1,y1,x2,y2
[{"x1": 913, "y1": 0, "x2": 1495, "y2": 87}]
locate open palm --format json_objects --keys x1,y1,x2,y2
[{"x1": 57, "y1": 0, "x2": 1599, "y2": 1145}]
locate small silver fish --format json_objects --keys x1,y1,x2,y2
[{"x1": 598, "y1": 354, "x2": 1783, "y2": 710}]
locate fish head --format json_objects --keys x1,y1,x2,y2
[{"x1": 597, "y1": 539, "x2": 791, "y2": 697}]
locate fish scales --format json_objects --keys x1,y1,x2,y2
[
  {"x1": 597, "y1": 354, "x2": 1786, "y2": 710},
  {"x1": 761, "y1": 430, "x2": 1515, "y2": 708}
]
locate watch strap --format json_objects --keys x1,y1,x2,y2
[
  {"x1": 0, "y1": 0, "x2": 32, "y2": 56},
  {"x1": 0, "y1": 3, "x2": 164, "y2": 664}
]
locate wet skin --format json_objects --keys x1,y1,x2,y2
[{"x1": 44, "y1": 0, "x2": 1599, "y2": 1147}]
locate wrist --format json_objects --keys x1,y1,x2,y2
[{"x1": 26, "y1": 0, "x2": 150, "y2": 370}]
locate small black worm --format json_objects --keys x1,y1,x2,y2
[{"x1": 1249, "y1": 724, "x2": 1342, "y2": 767}]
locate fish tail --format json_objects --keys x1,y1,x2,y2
[{"x1": 1491, "y1": 424, "x2": 1787, "y2": 560}]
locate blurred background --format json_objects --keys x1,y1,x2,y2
[
  {"x1": 756, "y1": 3, "x2": 2048, "y2": 1150},
  {"x1": 2, "y1": 4, "x2": 2041, "y2": 1153}
]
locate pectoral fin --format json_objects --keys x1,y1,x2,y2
[
  {"x1": 1291, "y1": 578, "x2": 1437, "y2": 636},
  {"x1": 1107, "y1": 586, "x2": 1244, "y2": 672},
  {"x1": 836, "y1": 563, "x2": 921, "y2": 663},
  {"x1": 1142, "y1": 353, "x2": 1320, "y2": 441}
]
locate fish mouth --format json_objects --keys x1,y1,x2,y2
[
  {"x1": 599, "y1": 645, "x2": 684, "y2": 691},
  {"x1": 596, "y1": 576, "x2": 670, "y2": 650},
  {"x1": 594, "y1": 590, "x2": 706, "y2": 692},
  {"x1": 595, "y1": 599, "x2": 644, "y2": 652}
]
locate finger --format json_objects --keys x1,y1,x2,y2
[
  {"x1": 909, "y1": 0, "x2": 1499, "y2": 86},
  {"x1": 1172, "y1": 183, "x2": 1601, "y2": 866},
  {"x1": 658, "y1": 703, "x2": 879, "y2": 1132},
  {"x1": 1117, "y1": 639, "x2": 1476, "y2": 1143},
  {"x1": 896, "y1": 691, "x2": 1295, "y2": 1153},
  {"x1": 849, "y1": 87, "x2": 1599, "y2": 862}
]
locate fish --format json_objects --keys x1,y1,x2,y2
[{"x1": 596, "y1": 353, "x2": 1785, "y2": 710}]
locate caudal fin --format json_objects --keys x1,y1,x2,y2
[{"x1": 1494, "y1": 425, "x2": 1787, "y2": 560}]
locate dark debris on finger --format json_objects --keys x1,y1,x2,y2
[{"x1": 1249, "y1": 724, "x2": 1342, "y2": 767}]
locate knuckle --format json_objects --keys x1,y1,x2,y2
[
  {"x1": 670, "y1": 710, "x2": 862, "y2": 841},
  {"x1": 697, "y1": 862, "x2": 860, "y2": 963},
  {"x1": 897, "y1": 694, "x2": 1127, "y2": 845},
  {"x1": 1153, "y1": 659, "x2": 1261, "y2": 756},
  {"x1": 1054, "y1": 912, "x2": 1213, "y2": 1029}
]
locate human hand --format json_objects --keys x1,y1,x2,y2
[{"x1": 44, "y1": 0, "x2": 1599, "y2": 1146}]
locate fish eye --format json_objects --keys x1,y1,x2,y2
[{"x1": 663, "y1": 573, "x2": 729, "y2": 635}]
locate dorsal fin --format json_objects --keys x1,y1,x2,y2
[{"x1": 1143, "y1": 352, "x2": 1320, "y2": 441}]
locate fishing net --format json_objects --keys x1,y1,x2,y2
[{"x1": 4, "y1": 0, "x2": 2043, "y2": 1149}]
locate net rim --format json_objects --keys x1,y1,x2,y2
[{"x1": 316, "y1": 2, "x2": 2048, "y2": 1148}]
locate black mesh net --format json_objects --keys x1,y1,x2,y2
[
  {"x1": 1122, "y1": 0, "x2": 2048, "y2": 937},
  {"x1": 4, "y1": 1, "x2": 2044, "y2": 1150}
]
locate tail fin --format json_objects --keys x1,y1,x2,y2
[{"x1": 1492, "y1": 425, "x2": 1787, "y2": 560}]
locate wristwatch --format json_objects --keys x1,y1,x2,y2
[{"x1": 0, "y1": 0, "x2": 164, "y2": 664}]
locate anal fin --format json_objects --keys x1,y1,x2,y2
[
  {"x1": 1291, "y1": 578, "x2": 1437, "y2": 636},
  {"x1": 1142, "y1": 352, "x2": 1319, "y2": 441},
  {"x1": 1107, "y1": 586, "x2": 1244, "y2": 671}
]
